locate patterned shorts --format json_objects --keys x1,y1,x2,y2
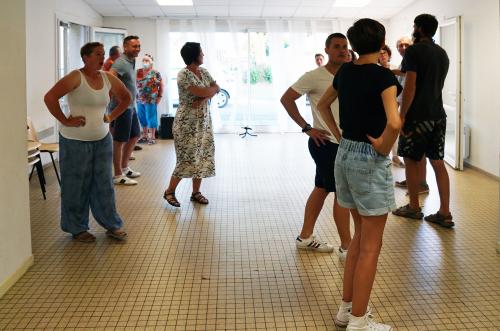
[{"x1": 398, "y1": 118, "x2": 446, "y2": 161}]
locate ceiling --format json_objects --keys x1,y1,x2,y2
[{"x1": 83, "y1": 0, "x2": 416, "y2": 19}]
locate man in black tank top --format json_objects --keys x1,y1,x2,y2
[{"x1": 393, "y1": 14, "x2": 454, "y2": 228}]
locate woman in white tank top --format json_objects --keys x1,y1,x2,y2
[{"x1": 44, "y1": 42, "x2": 132, "y2": 243}]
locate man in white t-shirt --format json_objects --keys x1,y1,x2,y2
[{"x1": 280, "y1": 33, "x2": 350, "y2": 257}]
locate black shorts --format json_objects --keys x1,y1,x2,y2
[
  {"x1": 398, "y1": 118, "x2": 446, "y2": 161},
  {"x1": 308, "y1": 138, "x2": 339, "y2": 192},
  {"x1": 111, "y1": 108, "x2": 140, "y2": 143}
]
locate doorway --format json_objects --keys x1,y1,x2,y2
[{"x1": 436, "y1": 16, "x2": 463, "y2": 170}]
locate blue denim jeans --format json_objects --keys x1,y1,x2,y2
[
  {"x1": 334, "y1": 138, "x2": 396, "y2": 216},
  {"x1": 59, "y1": 133, "x2": 124, "y2": 234}
]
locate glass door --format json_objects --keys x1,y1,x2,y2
[
  {"x1": 437, "y1": 16, "x2": 463, "y2": 170},
  {"x1": 56, "y1": 20, "x2": 91, "y2": 135},
  {"x1": 92, "y1": 27, "x2": 127, "y2": 57}
]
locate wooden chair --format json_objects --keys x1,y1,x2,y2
[
  {"x1": 27, "y1": 141, "x2": 46, "y2": 200},
  {"x1": 27, "y1": 117, "x2": 61, "y2": 185}
]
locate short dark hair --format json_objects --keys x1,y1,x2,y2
[
  {"x1": 180, "y1": 42, "x2": 201, "y2": 65},
  {"x1": 325, "y1": 33, "x2": 347, "y2": 48},
  {"x1": 347, "y1": 18, "x2": 385, "y2": 55},
  {"x1": 381, "y1": 44, "x2": 392, "y2": 58},
  {"x1": 314, "y1": 53, "x2": 324, "y2": 58},
  {"x1": 123, "y1": 35, "x2": 139, "y2": 46},
  {"x1": 109, "y1": 45, "x2": 120, "y2": 56},
  {"x1": 80, "y1": 42, "x2": 104, "y2": 60},
  {"x1": 414, "y1": 14, "x2": 438, "y2": 37}
]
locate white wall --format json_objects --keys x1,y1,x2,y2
[
  {"x1": 102, "y1": 17, "x2": 165, "y2": 112},
  {"x1": 387, "y1": 0, "x2": 500, "y2": 177},
  {"x1": 26, "y1": 0, "x2": 103, "y2": 139},
  {"x1": 0, "y1": 0, "x2": 33, "y2": 297}
]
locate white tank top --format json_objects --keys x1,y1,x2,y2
[{"x1": 60, "y1": 70, "x2": 111, "y2": 141}]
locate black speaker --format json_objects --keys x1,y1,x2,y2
[{"x1": 160, "y1": 114, "x2": 174, "y2": 139}]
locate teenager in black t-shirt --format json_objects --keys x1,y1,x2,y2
[
  {"x1": 317, "y1": 19, "x2": 401, "y2": 331},
  {"x1": 393, "y1": 14, "x2": 454, "y2": 228}
]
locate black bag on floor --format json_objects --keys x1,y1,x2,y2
[{"x1": 160, "y1": 114, "x2": 174, "y2": 139}]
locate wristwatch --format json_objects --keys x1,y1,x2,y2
[{"x1": 302, "y1": 123, "x2": 312, "y2": 133}]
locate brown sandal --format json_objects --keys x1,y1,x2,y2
[
  {"x1": 191, "y1": 192, "x2": 209, "y2": 204},
  {"x1": 72, "y1": 231, "x2": 96, "y2": 243},
  {"x1": 106, "y1": 229, "x2": 128, "y2": 241},
  {"x1": 163, "y1": 191, "x2": 180, "y2": 207}
]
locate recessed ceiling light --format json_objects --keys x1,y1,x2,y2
[
  {"x1": 157, "y1": 0, "x2": 193, "y2": 6},
  {"x1": 333, "y1": 0, "x2": 371, "y2": 7}
]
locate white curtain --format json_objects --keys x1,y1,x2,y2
[
  {"x1": 156, "y1": 19, "x2": 170, "y2": 116},
  {"x1": 154, "y1": 18, "x2": 347, "y2": 133}
]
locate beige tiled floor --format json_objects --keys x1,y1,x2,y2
[{"x1": 1, "y1": 133, "x2": 499, "y2": 330}]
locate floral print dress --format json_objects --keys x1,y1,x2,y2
[{"x1": 172, "y1": 67, "x2": 216, "y2": 179}]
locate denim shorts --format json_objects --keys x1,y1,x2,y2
[{"x1": 334, "y1": 138, "x2": 396, "y2": 216}]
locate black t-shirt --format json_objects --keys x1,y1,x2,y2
[
  {"x1": 401, "y1": 40, "x2": 449, "y2": 121},
  {"x1": 333, "y1": 62, "x2": 402, "y2": 143}
]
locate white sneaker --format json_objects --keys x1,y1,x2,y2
[
  {"x1": 337, "y1": 246, "x2": 348, "y2": 261},
  {"x1": 347, "y1": 313, "x2": 392, "y2": 331},
  {"x1": 113, "y1": 175, "x2": 137, "y2": 185},
  {"x1": 295, "y1": 235, "x2": 334, "y2": 253},
  {"x1": 123, "y1": 167, "x2": 141, "y2": 178},
  {"x1": 334, "y1": 302, "x2": 373, "y2": 328}
]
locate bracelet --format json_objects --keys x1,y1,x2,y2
[{"x1": 302, "y1": 123, "x2": 312, "y2": 133}]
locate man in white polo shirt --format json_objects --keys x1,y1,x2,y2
[{"x1": 280, "y1": 33, "x2": 351, "y2": 257}]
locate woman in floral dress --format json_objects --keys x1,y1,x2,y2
[{"x1": 164, "y1": 42, "x2": 220, "y2": 207}]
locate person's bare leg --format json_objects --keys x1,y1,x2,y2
[
  {"x1": 151, "y1": 128, "x2": 156, "y2": 140},
  {"x1": 417, "y1": 156, "x2": 427, "y2": 185},
  {"x1": 121, "y1": 136, "x2": 139, "y2": 169},
  {"x1": 165, "y1": 176, "x2": 182, "y2": 194},
  {"x1": 429, "y1": 159, "x2": 450, "y2": 216},
  {"x1": 113, "y1": 141, "x2": 125, "y2": 176},
  {"x1": 192, "y1": 178, "x2": 202, "y2": 193},
  {"x1": 334, "y1": 196, "x2": 351, "y2": 250},
  {"x1": 342, "y1": 209, "x2": 362, "y2": 303},
  {"x1": 403, "y1": 157, "x2": 420, "y2": 209},
  {"x1": 299, "y1": 187, "x2": 329, "y2": 239},
  {"x1": 350, "y1": 213, "x2": 388, "y2": 316}
]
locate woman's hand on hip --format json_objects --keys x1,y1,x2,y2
[{"x1": 64, "y1": 115, "x2": 86, "y2": 127}]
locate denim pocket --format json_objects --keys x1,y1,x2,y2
[{"x1": 345, "y1": 164, "x2": 372, "y2": 195}]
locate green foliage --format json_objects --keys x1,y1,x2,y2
[{"x1": 243, "y1": 65, "x2": 273, "y2": 84}]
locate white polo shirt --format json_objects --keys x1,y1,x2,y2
[{"x1": 291, "y1": 66, "x2": 341, "y2": 144}]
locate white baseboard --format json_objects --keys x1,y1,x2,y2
[{"x1": 0, "y1": 255, "x2": 34, "y2": 298}]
